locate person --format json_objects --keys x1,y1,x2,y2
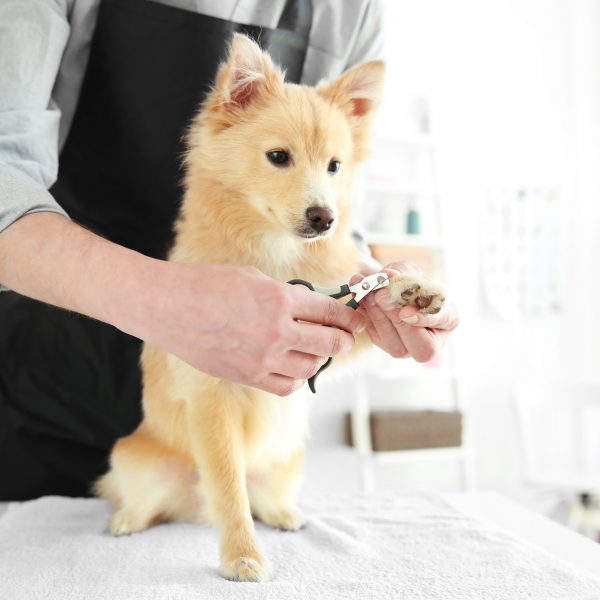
[{"x1": 0, "y1": 0, "x2": 459, "y2": 500}]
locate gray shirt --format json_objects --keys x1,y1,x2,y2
[{"x1": 0, "y1": 0, "x2": 384, "y2": 237}]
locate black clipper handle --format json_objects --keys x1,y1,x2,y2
[{"x1": 308, "y1": 357, "x2": 332, "y2": 393}]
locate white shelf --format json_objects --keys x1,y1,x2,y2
[
  {"x1": 365, "y1": 232, "x2": 444, "y2": 249},
  {"x1": 362, "y1": 365, "x2": 458, "y2": 382},
  {"x1": 371, "y1": 445, "x2": 473, "y2": 465},
  {"x1": 352, "y1": 121, "x2": 474, "y2": 492},
  {"x1": 365, "y1": 181, "x2": 440, "y2": 196}
]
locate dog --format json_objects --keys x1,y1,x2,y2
[{"x1": 95, "y1": 34, "x2": 445, "y2": 582}]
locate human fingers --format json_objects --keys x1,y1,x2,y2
[
  {"x1": 396, "y1": 301, "x2": 460, "y2": 332},
  {"x1": 271, "y1": 349, "x2": 329, "y2": 380},
  {"x1": 289, "y1": 284, "x2": 365, "y2": 335},
  {"x1": 371, "y1": 297, "x2": 456, "y2": 362},
  {"x1": 350, "y1": 274, "x2": 407, "y2": 354},
  {"x1": 254, "y1": 373, "x2": 305, "y2": 397},
  {"x1": 386, "y1": 317, "x2": 448, "y2": 363},
  {"x1": 291, "y1": 320, "x2": 357, "y2": 358},
  {"x1": 393, "y1": 301, "x2": 457, "y2": 363},
  {"x1": 379, "y1": 301, "x2": 455, "y2": 362},
  {"x1": 363, "y1": 295, "x2": 410, "y2": 358},
  {"x1": 357, "y1": 307, "x2": 382, "y2": 346}
]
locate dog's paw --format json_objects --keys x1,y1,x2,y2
[
  {"x1": 259, "y1": 506, "x2": 306, "y2": 531},
  {"x1": 221, "y1": 556, "x2": 272, "y2": 582},
  {"x1": 388, "y1": 275, "x2": 446, "y2": 315},
  {"x1": 106, "y1": 509, "x2": 148, "y2": 536}
]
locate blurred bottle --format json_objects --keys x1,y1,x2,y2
[{"x1": 406, "y1": 196, "x2": 420, "y2": 234}]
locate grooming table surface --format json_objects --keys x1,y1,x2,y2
[
  {"x1": 445, "y1": 491, "x2": 600, "y2": 578},
  {"x1": 0, "y1": 492, "x2": 599, "y2": 600}
]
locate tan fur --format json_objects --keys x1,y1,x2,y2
[{"x1": 95, "y1": 36, "x2": 438, "y2": 582}]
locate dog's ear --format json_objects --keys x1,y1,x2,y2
[
  {"x1": 206, "y1": 34, "x2": 284, "y2": 129},
  {"x1": 319, "y1": 61, "x2": 385, "y2": 119},
  {"x1": 318, "y1": 61, "x2": 385, "y2": 160}
]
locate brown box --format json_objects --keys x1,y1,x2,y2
[{"x1": 346, "y1": 410, "x2": 462, "y2": 451}]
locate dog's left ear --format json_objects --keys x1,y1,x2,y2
[
  {"x1": 318, "y1": 61, "x2": 385, "y2": 160},
  {"x1": 206, "y1": 34, "x2": 284, "y2": 129}
]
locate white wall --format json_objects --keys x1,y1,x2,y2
[
  {"x1": 568, "y1": 0, "x2": 600, "y2": 378},
  {"x1": 305, "y1": 0, "x2": 600, "y2": 501}
]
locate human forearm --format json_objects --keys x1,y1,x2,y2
[{"x1": 0, "y1": 212, "x2": 157, "y2": 334}]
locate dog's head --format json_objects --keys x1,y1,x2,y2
[{"x1": 187, "y1": 34, "x2": 384, "y2": 244}]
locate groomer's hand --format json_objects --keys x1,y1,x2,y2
[
  {"x1": 138, "y1": 263, "x2": 364, "y2": 396},
  {"x1": 350, "y1": 262, "x2": 459, "y2": 363}
]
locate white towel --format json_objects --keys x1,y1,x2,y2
[{"x1": 0, "y1": 492, "x2": 599, "y2": 600}]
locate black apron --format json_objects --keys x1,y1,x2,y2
[{"x1": 0, "y1": 0, "x2": 312, "y2": 500}]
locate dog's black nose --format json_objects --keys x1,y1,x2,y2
[{"x1": 306, "y1": 206, "x2": 335, "y2": 233}]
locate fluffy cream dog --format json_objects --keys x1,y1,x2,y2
[{"x1": 95, "y1": 35, "x2": 444, "y2": 582}]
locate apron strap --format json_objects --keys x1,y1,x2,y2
[
  {"x1": 278, "y1": 0, "x2": 312, "y2": 38},
  {"x1": 263, "y1": 0, "x2": 312, "y2": 83}
]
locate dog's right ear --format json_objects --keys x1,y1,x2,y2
[
  {"x1": 205, "y1": 34, "x2": 285, "y2": 130},
  {"x1": 318, "y1": 61, "x2": 385, "y2": 161}
]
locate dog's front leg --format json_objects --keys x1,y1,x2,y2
[{"x1": 186, "y1": 393, "x2": 271, "y2": 582}]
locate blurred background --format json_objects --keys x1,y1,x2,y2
[{"x1": 304, "y1": 0, "x2": 600, "y2": 542}]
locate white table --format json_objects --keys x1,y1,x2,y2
[
  {"x1": 2, "y1": 491, "x2": 599, "y2": 579},
  {"x1": 1, "y1": 492, "x2": 599, "y2": 599},
  {"x1": 445, "y1": 491, "x2": 600, "y2": 578}
]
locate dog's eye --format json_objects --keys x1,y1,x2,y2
[
  {"x1": 266, "y1": 150, "x2": 290, "y2": 167},
  {"x1": 328, "y1": 160, "x2": 341, "y2": 174}
]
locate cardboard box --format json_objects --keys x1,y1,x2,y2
[{"x1": 346, "y1": 410, "x2": 462, "y2": 451}]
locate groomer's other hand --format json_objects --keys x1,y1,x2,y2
[
  {"x1": 350, "y1": 261, "x2": 459, "y2": 363},
  {"x1": 134, "y1": 263, "x2": 364, "y2": 396}
]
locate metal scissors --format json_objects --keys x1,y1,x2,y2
[{"x1": 287, "y1": 272, "x2": 390, "y2": 393}]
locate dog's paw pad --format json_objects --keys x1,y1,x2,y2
[
  {"x1": 401, "y1": 285, "x2": 420, "y2": 300},
  {"x1": 221, "y1": 556, "x2": 271, "y2": 582},
  {"x1": 389, "y1": 276, "x2": 446, "y2": 315},
  {"x1": 415, "y1": 294, "x2": 434, "y2": 309}
]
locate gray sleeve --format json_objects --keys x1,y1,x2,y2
[
  {"x1": 0, "y1": 0, "x2": 71, "y2": 237},
  {"x1": 344, "y1": 0, "x2": 386, "y2": 69}
]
